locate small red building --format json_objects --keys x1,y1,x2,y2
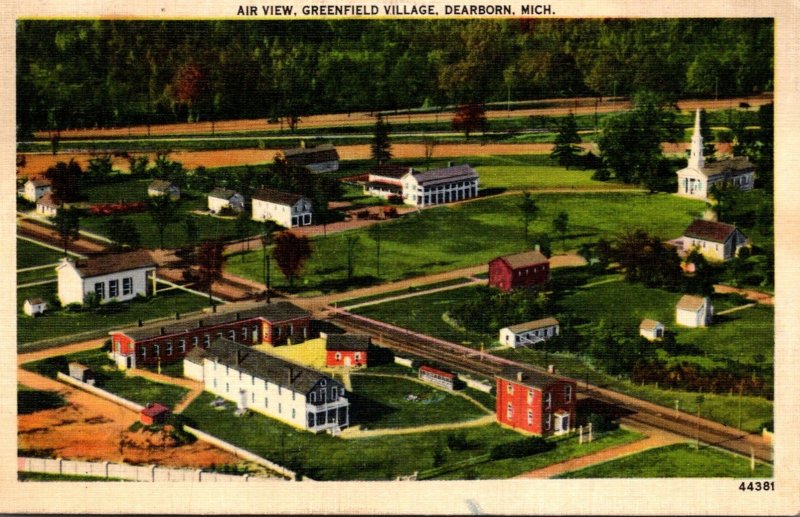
[
  {"x1": 110, "y1": 302, "x2": 311, "y2": 370},
  {"x1": 495, "y1": 367, "x2": 576, "y2": 436},
  {"x1": 325, "y1": 334, "x2": 370, "y2": 367},
  {"x1": 140, "y1": 402, "x2": 170, "y2": 425},
  {"x1": 488, "y1": 250, "x2": 550, "y2": 292}
]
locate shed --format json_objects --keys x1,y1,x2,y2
[
  {"x1": 23, "y1": 297, "x2": 48, "y2": 316},
  {"x1": 676, "y1": 295, "x2": 714, "y2": 328},
  {"x1": 140, "y1": 402, "x2": 171, "y2": 425},
  {"x1": 419, "y1": 365, "x2": 456, "y2": 390},
  {"x1": 639, "y1": 319, "x2": 665, "y2": 341},
  {"x1": 68, "y1": 362, "x2": 95, "y2": 385}
]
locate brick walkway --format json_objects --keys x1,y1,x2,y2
[{"x1": 515, "y1": 423, "x2": 685, "y2": 479}]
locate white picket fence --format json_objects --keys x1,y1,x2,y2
[{"x1": 18, "y1": 456, "x2": 279, "y2": 482}]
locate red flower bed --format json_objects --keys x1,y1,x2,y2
[{"x1": 89, "y1": 201, "x2": 146, "y2": 216}]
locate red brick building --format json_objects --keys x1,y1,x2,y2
[
  {"x1": 325, "y1": 334, "x2": 370, "y2": 367},
  {"x1": 488, "y1": 250, "x2": 550, "y2": 292},
  {"x1": 110, "y1": 302, "x2": 310, "y2": 370},
  {"x1": 495, "y1": 367, "x2": 576, "y2": 436}
]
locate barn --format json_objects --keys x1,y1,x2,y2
[{"x1": 488, "y1": 249, "x2": 550, "y2": 292}]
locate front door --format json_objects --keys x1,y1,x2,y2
[
  {"x1": 344, "y1": 356, "x2": 351, "y2": 367},
  {"x1": 554, "y1": 413, "x2": 569, "y2": 435}
]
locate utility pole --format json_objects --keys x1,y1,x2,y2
[{"x1": 675, "y1": 399, "x2": 680, "y2": 420}]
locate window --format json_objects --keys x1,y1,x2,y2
[
  {"x1": 544, "y1": 392, "x2": 552, "y2": 410},
  {"x1": 544, "y1": 413, "x2": 551, "y2": 430},
  {"x1": 241, "y1": 327, "x2": 248, "y2": 340},
  {"x1": 320, "y1": 379, "x2": 327, "y2": 387},
  {"x1": 330, "y1": 387, "x2": 336, "y2": 399},
  {"x1": 276, "y1": 326, "x2": 281, "y2": 337},
  {"x1": 292, "y1": 408, "x2": 296, "y2": 419},
  {"x1": 310, "y1": 392, "x2": 316, "y2": 403},
  {"x1": 264, "y1": 397, "x2": 269, "y2": 408},
  {"x1": 192, "y1": 336, "x2": 199, "y2": 348},
  {"x1": 278, "y1": 403, "x2": 282, "y2": 414},
  {"x1": 278, "y1": 386, "x2": 282, "y2": 395},
  {"x1": 204, "y1": 335, "x2": 211, "y2": 347},
  {"x1": 335, "y1": 352, "x2": 341, "y2": 361},
  {"x1": 527, "y1": 390, "x2": 534, "y2": 404},
  {"x1": 251, "y1": 393, "x2": 255, "y2": 403},
  {"x1": 355, "y1": 352, "x2": 361, "y2": 361},
  {"x1": 153, "y1": 344, "x2": 160, "y2": 357},
  {"x1": 109, "y1": 279, "x2": 119, "y2": 298},
  {"x1": 165, "y1": 342, "x2": 173, "y2": 355},
  {"x1": 228, "y1": 330, "x2": 236, "y2": 340},
  {"x1": 118, "y1": 274, "x2": 137, "y2": 297},
  {"x1": 507, "y1": 383, "x2": 514, "y2": 395},
  {"x1": 94, "y1": 282, "x2": 105, "y2": 299},
  {"x1": 506, "y1": 403, "x2": 513, "y2": 420},
  {"x1": 213, "y1": 379, "x2": 217, "y2": 388},
  {"x1": 527, "y1": 410, "x2": 533, "y2": 425},
  {"x1": 564, "y1": 385, "x2": 572, "y2": 403},
  {"x1": 139, "y1": 347, "x2": 146, "y2": 358},
  {"x1": 292, "y1": 392, "x2": 295, "y2": 401},
  {"x1": 288, "y1": 324, "x2": 293, "y2": 335},
  {"x1": 216, "y1": 332, "x2": 223, "y2": 339},
  {"x1": 225, "y1": 383, "x2": 229, "y2": 393},
  {"x1": 252, "y1": 325, "x2": 259, "y2": 341}
]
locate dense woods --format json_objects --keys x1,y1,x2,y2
[{"x1": 17, "y1": 19, "x2": 773, "y2": 137}]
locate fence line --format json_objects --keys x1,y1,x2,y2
[
  {"x1": 56, "y1": 372, "x2": 144, "y2": 412},
  {"x1": 17, "y1": 456, "x2": 279, "y2": 483},
  {"x1": 16, "y1": 234, "x2": 86, "y2": 259}
]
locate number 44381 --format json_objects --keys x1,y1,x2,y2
[{"x1": 739, "y1": 481, "x2": 774, "y2": 491}]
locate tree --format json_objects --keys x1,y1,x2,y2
[
  {"x1": 423, "y1": 137, "x2": 438, "y2": 170},
  {"x1": 172, "y1": 63, "x2": 209, "y2": 123},
  {"x1": 86, "y1": 155, "x2": 114, "y2": 183},
  {"x1": 234, "y1": 212, "x2": 252, "y2": 259},
  {"x1": 367, "y1": 223, "x2": 383, "y2": 278},
  {"x1": 272, "y1": 231, "x2": 312, "y2": 288},
  {"x1": 196, "y1": 240, "x2": 225, "y2": 306},
  {"x1": 550, "y1": 112, "x2": 582, "y2": 169},
  {"x1": 128, "y1": 155, "x2": 149, "y2": 176},
  {"x1": 519, "y1": 191, "x2": 539, "y2": 244},
  {"x1": 344, "y1": 235, "x2": 360, "y2": 281},
  {"x1": 105, "y1": 216, "x2": 141, "y2": 250},
  {"x1": 552, "y1": 212, "x2": 569, "y2": 250},
  {"x1": 147, "y1": 195, "x2": 180, "y2": 249},
  {"x1": 260, "y1": 220, "x2": 279, "y2": 302},
  {"x1": 45, "y1": 159, "x2": 82, "y2": 202},
  {"x1": 184, "y1": 217, "x2": 199, "y2": 247},
  {"x1": 371, "y1": 115, "x2": 392, "y2": 164},
  {"x1": 52, "y1": 206, "x2": 80, "y2": 256},
  {"x1": 597, "y1": 91, "x2": 680, "y2": 186},
  {"x1": 610, "y1": 229, "x2": 682, "y2": 289},
  {"x1": 452, "y1": 103, "x2": 487, "y2": 139}
]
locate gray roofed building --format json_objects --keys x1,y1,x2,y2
[
  {"x1": 113, "y1": 301, "x2": 310, "y2": 342},
  {"x1": 208, "y1": 188, "x2": 239, "y2": 200},
  {"x1": 505, "y1": 317, "x2": 560, "y2": 334},
  {"x1": 496, "y1": 366, "x2": 561, "y2": 390},
  {"x1": 252, "y1": 188, "x2": 305, "y2": 206},
  {"x1": 71, "y1": 250, "x2": 155, "y2": 278},
  {"x1": 205, "y1": 337, "x2": 330, "y2": 394},
  {"x1": 148, "y1": 179, "x2": 175, "y2": 192},
  {"x1": 406, "y1": 164, "x2": 478, "y2": 187},
  {"x1": 325, "y1": 334, "x2": 371, "y2": 351}
]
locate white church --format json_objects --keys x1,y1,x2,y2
[{"x1": 676, "y1": 109, "x2": 755, "y2": 201}]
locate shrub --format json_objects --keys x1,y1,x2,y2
[
  {"x1": 489, "y1": 437, "x2": 553, "y2": 460},
  {"x1": 388, "y1": 195, "x2": 403, "y2": 205},
  {"x1": 586, "y1": 412, "x2": 619, "y2": 433}
]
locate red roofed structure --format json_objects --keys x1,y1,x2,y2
[
  {"x1": 488, "y1": 250, "x2": 550, "y2": 292},
  {"x1": 140, "y1": 402, "x2": 171, "y2": 425}
]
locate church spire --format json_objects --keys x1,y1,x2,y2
[{"x1": 689, "y1": 108, "x2": 705, "y2": 170}]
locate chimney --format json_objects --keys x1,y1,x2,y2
[
  {"x1": 535, "y1": 244, "x2": 541, "y2": 253},
  {"x1": 548, "y1": 364, "x2": 556, "y2": 374},
  {"x1": 160, "y1": 327, "x2": 166, "y2": 335},
  {"x1": 516, "y1": 371, "x2": 524, "y2": 382},
  {"x1": 137, "y1": 319, "x2": 143, "y2": 327}
]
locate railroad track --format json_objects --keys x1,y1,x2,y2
[{"x1": 328, "y1": 310, "x2": 773, "y2": 463}]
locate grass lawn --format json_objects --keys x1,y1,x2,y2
[
  {"x1": 17, "y1": 385, "x2": 67, "y2": 414},
  {"x1": 337, "y1": 277, "x2": 474, "y2": 307},
  {"x1": 21, "y1": 348, "x2": 188, "y2": 409},
  {"x1": 17, "y1": 268, "x2": 57, "y2": 286},
  {"x1": 557, "y1": 443, "x2": 772, "y2": 478},
  {"x1": 227, "y1": 192, "x2": 706, "y2": 295},
  {"x1": 17, "y1": 282, "x2": 211, "y2": 346},
  {"x1": 17, "y1": 238, "x2": 65, "y2": 268},
  {"x1": 676, "y1": 305, "x2": 774, "y2": 364},
  {"x1": 348, "y1": 374, "x2": 487, "y2": 429},
  {"x1": 181, "y1": 392, "x2": 639, "y2": 480},
  {"x1": 83, "y1": 178, "x2": 152, "y2": 203},
  {"x1": 476, "y1": 164, "x2": 628, "y2": 191}
]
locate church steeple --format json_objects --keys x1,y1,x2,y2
[{"x1": 688, "y1": 108, "x2": 705, "y2": 170}]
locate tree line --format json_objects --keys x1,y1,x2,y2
[{"x1": 17, "y1": 19, "x2": 772, "y2": 136}]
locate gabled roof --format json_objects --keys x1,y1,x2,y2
[
  {"x1": 406, "y1": 164, "x2": 478, "y2": 187},
  {"x1": 369, "y1": 164, "x2": 412, "y2": 180},
  {"x1": 504, "y1": 317, "x2": 560, "y2": 334},
  {"x1": 67, "y1": 250, "x2": 155, "y2": 278},
  {"x1": 281, "y1": 144, "x2": 339, "y2": 166},
  {"x1": 639, "y1": 319, "x2": 663, "y2": 331},
  {"x1": 205, "y1": 338, "x2": 339, "y2": 394},
  {"x1": 676, "y1": 295, "x2": 707, "y2": 312},
  {"x1": 252, "y1": 188, "x2": 307, "y2": 206},
  {"x1": 325, "y1": 334, "x2": 371, "y2": 351},
  {"x1": 141, "y1": 402, "x2": 170, "y2": 417},
  {"x1": 111, "y1": 301, "x2": 309, "y2": 342},
  {"x1": 679, "y1": 156, "x2": 755, "y2": 178},
  {"x1": 419, "y1": 365, "x2": 455, "y2": 379},
  {"x1": 496, "y1": 366, "x2": 564, "y2": 390},
  {"x1": 27, "y1": 178, "x2": 52, "y2": 187},
  {"x1": 25, "y1": 297, "x2": 46, "y2": 305},
  {"x1": 37, "y1": 192, "x2": 59, "y2": 208},
  {"x1": 184, "y1": 346, "x2": 207, "y2": 365},
  {"x1": 148, "y1": 179, "x2": 176, "y2": 191},
  {"x1": 492, "y1": 250, "x2": 549, "y2": 270},
  {"x1": 208, "y1": 188, "x2": 240, "y2": 200},
  {"x1": 682, "y1": 219, "x2": 739, "y2": 244}
]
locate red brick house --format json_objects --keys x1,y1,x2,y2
[
  {"x1": 488, "y1": 250, "x2": 550, "y2": 292},
  {"x1": 325, "y1": 334, "x2": 370, "y2": 367},
  {"x1": 495, "y1": 367, "x2": 576, "y2": 436},
  {"x1": 110, "y1": 302, "x2": 310, "y2": 370},
  {"x1": 140, "y1": 402, "x2": 170, "y2": 425}
]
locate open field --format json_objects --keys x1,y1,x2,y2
[
  {"x1": 17, "y1": 238, "x2": 65, "y2": 268},
  {"x1": 477, "y1": 165, "x2": 613, "y2": 190},
  {"x1": 17, "y1": 282, "x2": 210, "y2": 346},
  {"x1": 181, "y1": 391, "x2": 640, "y2": 481},
  {"x1": 227, "y1": 192, "x2": 706, "y2": 294},
  {"x1": 21, "y1": 348, "x2": 189, "y2": 408},
  {"x1": 557, "y1": 443, "x2": 772, "y2": 478}
]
